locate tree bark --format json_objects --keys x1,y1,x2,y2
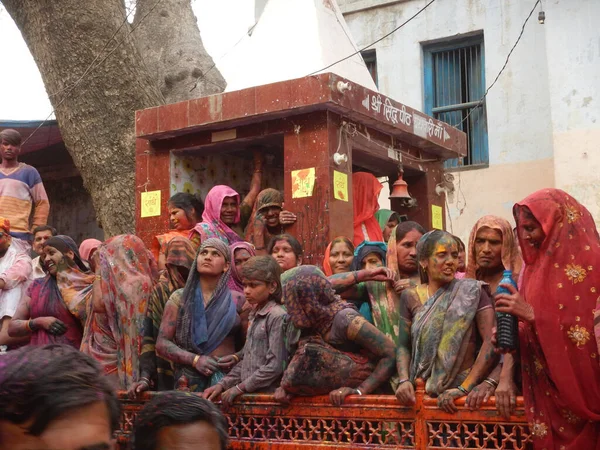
[{"x1": 133, "y1": 0, "x2": 226, "y2": 103}]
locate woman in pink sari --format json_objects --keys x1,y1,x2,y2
[{"x1": 81, "y1": 235, "x2": 158, "y2": 389}]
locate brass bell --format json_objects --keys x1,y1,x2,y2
[{"x1": 389, "y1": 171, "x2": 411, "y2": 200}]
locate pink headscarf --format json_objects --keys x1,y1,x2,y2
[
  {"x1": 79, "y1": 238, "x2": 102, "y2": 261},
  {"x1": 189, "y1": 185, "x2": 242, "y2": 245}
]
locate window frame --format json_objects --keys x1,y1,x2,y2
[{"x1": 423, "y1": 34, "x2": 489, "y2": 169}]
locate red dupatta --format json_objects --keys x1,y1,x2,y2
[
  {"x1": 352, "y1": 172, "x2": 384, "y2": 246},
  {"x1": 515, "y1": 189, "x2": 600, "y2": 449}
]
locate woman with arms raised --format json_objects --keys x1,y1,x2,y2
[
  {"x1": 494, "y1": 189, "x2": 600, "y2": 449},
  {"x1": 9, "y1": 235, "x2": 89, "y2": 348},
  {"x1": 274, "y1": 266, "x2": 396, "y2": 406},
  {"x1": 156, "y1": 238, "x2": 247, "y2": 393},
  {"x1": 395, "y1": 230, "x2": 497, "y2": 413}
]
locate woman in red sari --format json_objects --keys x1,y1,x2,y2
[
  {"x1": 352, "y1": 172, "x2": 384, "y2": 246},
  {"x1": 496, "y1": 189, "x2": 600, "y2": 449}
]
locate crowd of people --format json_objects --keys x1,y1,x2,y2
[{"x1": 1, "y1": 128, "x2": 600, "y2": 450}]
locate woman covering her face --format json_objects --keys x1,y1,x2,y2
[
  {"x1": 494, "y1": 189, "x2": 600, "y2": 448},
  {"x1": 395, "y1": 230, "x2": 497, "y2": 414}
]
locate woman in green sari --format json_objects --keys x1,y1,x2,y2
[{"x1": 395, "y1": 230, "x2": 497, "y2": 413}]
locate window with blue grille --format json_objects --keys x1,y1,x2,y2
[{"x1": 423, "y1": 35, "x2": 488, "y2": 167}]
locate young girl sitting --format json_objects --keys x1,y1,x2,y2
[{"x1": 203, "y1": 256, "x2": 287, "y2": 409}]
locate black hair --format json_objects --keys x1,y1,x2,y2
[
  {"x1": 329, "y1": 236, "x2": 354, "y2": 253},
  {"x1": 454, "y1": 235, "x2": 466, "y2": 252},
  {"x1": 0, "y1": 344, "x2": 120, "y2": 438},
  {"x1": 168, "y1": 192, "x2": 205, "y2": 223},
  {"x1": 267, "y1": 234, "x2": 303, "y2": 258},
  {"x1": 240, "y1": 255, "x2": 283, "y2": 303},
  {"x1": 32, "y1": 225, "x2": 58, "y2": 237},
  {"x1": 416, "y1": 230, "x2": 457, "y2": 284},
  {"x1": 395, "y1": 221, "x2": 427, "y2": 242},
  {"x1": 132, "y1": 391, "x2": 229, "y2": 450}
]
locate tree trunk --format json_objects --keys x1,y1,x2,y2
[
  {"x1": 1, "y1": 0, "x2": 166, "y2": 236},
  {"x1": 133, "y1": 0, "x2": 226, "y2": 103}
]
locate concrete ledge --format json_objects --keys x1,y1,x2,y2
[{"x1": 339, "y1": 0, "x2": 411, "y2": 15}]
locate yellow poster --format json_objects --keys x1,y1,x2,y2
[
  {"x1": 431, "y1": 205, "x2": 443, "y2": 230},
  {"x1": 333, "y1": 170, "x2": 348, "y2": 201},
  {"x1": 291, "y1": 168, "x2": 316, "y2": 199},
  {"x1": 141, "y1": 190, "x2": 161, "y2": 218}
]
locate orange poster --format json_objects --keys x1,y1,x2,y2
[{"x1": 291, "y1": 168, "x2": 316, "y2": 199}]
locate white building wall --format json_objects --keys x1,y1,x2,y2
[{"x1": 338, "y1": 0, "x2": 600, "y2": 243}]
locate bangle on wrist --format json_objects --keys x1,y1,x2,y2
[
  {"x1": 28, "y1": 319, "x2": 37, "y2": 332},
  {"x1": 192, "y1": 355, "x2": 200, "y2": 366},
  {"x1": 484, "y1": 378, "x2": 499, "y2": 389},
  {"x1": 355, "y1": 388, "x2": 363, "y2": 396},
  {"x1": 457, "y1": 385, "x2": 469, "y2": 395},
  {"x1": 232, "y1": 354, "x2": 240, "y2": 363},
  {"x1": 397, "y1": 378, "x2": 411, "y2": 387},
  {"x1": 353, "y1": 271, "x2": 359, "y2": 284},
  {"x1": 235, "y1": 384, "x2": 244, "y2": 394}
]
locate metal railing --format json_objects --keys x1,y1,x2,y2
[{"x1": 116, "y1": 380, "x2": 531, "y2": 449}]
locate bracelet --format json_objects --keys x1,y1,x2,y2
[
  {"x1": 235, "y1": 384, "x2": 244, "y2": 394},
  {"x1": 232, "y1": 354, "x2": 240, "y2": 363},
  {"x1": 355, "y1": 388, "x2": 363, "y2": 396},
  {"x1": 484, "y1": 378, "x2": 499, "y2": 388},
  {"x1": 352, "y1": 271, "x2": 359, "y2": 284},
  {"x1": 192, "y1": 355, "x2": 200, "y2": 366},
  {"x1": 28, "y1": 319, "x2": 37, "y2": 332},
  {"x1": 397, "y1": 379, "x2": 411, "y2": 386},
  {"x1": 139, "y1": 377, "x2": 151, "y2": 386},
  {"x1": 26, "y1": 319, "x2": 32, "y2": 332},
  {"x1": 95, "y1": 274, "x2": 102, "y2": 281},
  {"x1": 457, "y1": 385, "x2": 469, "y2": 395}
]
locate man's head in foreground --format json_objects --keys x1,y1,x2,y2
[
  {"x1": 133, "y1": 391, "x2": 228, "y2": 450},
  {"x1": 0, "y1": 344, "x2": 120, "y2": 450}
]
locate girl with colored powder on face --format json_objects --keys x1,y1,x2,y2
[
  {"x1": 203, "y1": 256, "x2": 288, "y2": 409},
  {"x1": 9, "y1": 235, "x2": 89, "y2": 349},
  {"x1": 395, "y1": 230, "x2": 497, "y2": 414},
  {"x1": 492, "y1": 189, "x2": 600, "y2": 449}
]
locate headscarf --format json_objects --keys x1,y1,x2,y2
[
  {"x1": 244, "y1": 188, "x2": 284, "y2": 249},
  {"x1": 322, "y1": 237, "x2": 354, "y2": 276},
  {"x1": 352, "y1": 172, "x2": 384, "y2": 246},
  {"x1": 466, "y1": 215, "x2": 522, "y2": 280},
  {"x1": 80, "y1": 234, "x2": 158, "y2": 389},
  {"x1": 175, "y1": 238, "x2": 236, "y2": 355},
  {"x1": 79, "y1": 239, "x2": 102, "y2": 262},
  {"x1": 375, "y1": 209, "x2": 395, "y2": 230},
  {"x1": 228, "y1": 241, "x2": 256, "y2": 293},
  {"x1": 513, "y1": 189, "x2": 600, "y2": 448},
  {"x1": 160, "y1": 237, "x2": 196, "y2": 291},
  {"x1": 282, "y1": 266, "x2": 354, "y2": 336},
  {"x1": 189, "y1": 185, "x2": 242, "y2": 246},
  {"x1": 48, "y1": 235, "x2": 94, "y2": 323},
  {"x1": 352, "y1": 241, "x2": 387, "y2": 271}
]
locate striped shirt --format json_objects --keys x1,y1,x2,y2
[{"x1": 0, "y1": 164, "x2": 49, "y2": 238}]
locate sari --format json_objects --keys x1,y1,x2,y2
[
  {"x1": 80, "y1": 235, "x2": 158, "y2": 389},
  {"x1": 244, "y1": 188, "x2": 284, "y2": 250},
  {"x1": 466, "y1": 215, "x2": 523, "y2": 280},
  {"x1": 140, "y1": 237, "x2": 195, "y2": 390},
  {"x1": 227, "y1": 241, "x2": 256, "y2": 293},
  {"x1": 514, "y1": 189, "x2": 600, "y2": 449},
  {"x1": 352, "y1": 172, "x2": 384, "y2": 246},
  {"x1": 409, "y1": 278, "x2": 489, "y2": 396},
  {"x1": 375, "y1": 209, "x2": 395, "y2": 230},
  {"x1": 50, "y1": 235, "x2": 95, "y2": 326},
  {"x1": 28, "y1": 275, "x2": 83, "y2": 348},
  {"x1": 79, "y1": 238, "x2": 102, "y2": 262},
  {"x1": 151, "y1": 229, "x2": 194, "y2": 262},
  {"x1": 322, "y1": 237, "x2": 354, "y2": 276},
  {"x1": 173, "y1": 238, "x2": 237, "y2": 392},
  {"x1": 189, "y1": 185, "x2": 242, "y2": 246}
]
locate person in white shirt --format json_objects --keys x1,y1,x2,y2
[{"x1": 31, "y1": 225, "x2": 57, "y2": 279}]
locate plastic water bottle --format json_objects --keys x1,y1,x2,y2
[{"x1": 495, "y1": 270, "x2": 519, "y2": 351}]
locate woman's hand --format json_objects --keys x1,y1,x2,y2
[
  {"x1": 393, "y1": 278, "x2": 413, "y2": 294},
  {"x1": 279, "y1": 210, "x2": 297, "y2": 226},
  {"x1": 495, "y1": 284, "x2": 535, "y2": 323},
  {"x1": 437, "y1": 388, "x2": 464, "y2": 414},
  {"x1": 395, "y1": 381, "x2": 416, "y2": 406},
  {"x1": 465, "y1": 382, "x2": 495, "y2": 410},
  {"x1": 495, "y1": 377, "x2": 518, "y2": 419},
  {"x1": 128, "y1": 379, "x2": 150, "y2": 399},
  {"x1": 274, "y1": 386, "x2": 293, "y2": 405},
  {"x1": 35, "y1": 317, "x2": 67, "y2": 336},
  {"x1": 363, "y1": 267, "x2": 395, "y2": 283},
  {"x1": 202, "y1": 384, "x2": 224, "y2": 402},
  {"x1": 221, "y1": 386, "x2": 243, "y2": 410},
  {"x1": 329, "y1": 387, "x2": 358, "y2": 406},
  {"x1": 216, "y1": 355, "x2": 239, "y2": 373},
  {"x1": 193, "y1": 355, "x2": 219, "y2": 377}
]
